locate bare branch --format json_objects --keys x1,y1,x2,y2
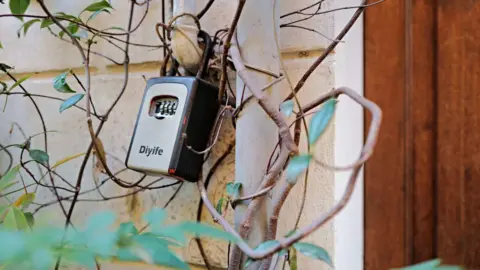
[
  {"x1": 218, "y1": 0, "x2": 247, "y2": 101},
  {"x1": 199, "y1": 87, "x2": 382, "y2": 261},
  {"x1": 284, "y1": 0, "x2": 368, "y2": 101}
]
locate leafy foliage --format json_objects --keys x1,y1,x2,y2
[
  {"x1": 29, "y1": 149, "x2": 49, "y2": 164},
  {"x1": 216, "y1": 197, "x2": 226, "y2": 214},
  {"x1": 51, "y1": 152, "x2": 86, "y2": 169},
  {"x1": 54, "y1": 12, "x2": 82, "y2": 23},
  {"x1": 60, "y1": 93, "x2": 84, "y2": 112},
  {"x1": 245, "y1": 240, "x2": 286, "y2": 268},
  {"x1": 0, "y1": 165, "x2": 20, "y2": 191},
  {"x1": 83, "y1": 0, "x2": 113, "y2": 13},
  {"x1": 8, "y1": 74, "x2": 30, "y2": 92},
  {"x1": 53, "y1": 71, "x2": 75, "y2": 93},
  {"x1": 3, "y1": 206, "x2": 29, "y2": 230},
  {"x1": 17, "y1": 19, "x2": 40, "y2": 37},
  {"x1": 308, "y1": 98, "x2": 337, "y2": 145},
  {"x1": 226, "y1": 182, "x2": 242, "y2": 198},
  {"x1": 0, "y1": 63, "x2": 12, "y2": 72},
  {"x1": 280, "y1": 99, "x2": 295, "y2": 117},
  {"x1": 0, "y1": 81, "x2": 6, "y2": 92},
  {"x1": 59, "y1": 23, "x2": 79, "y2": 38},
  {"x1": 0, "y1": 208, "x2": 237, "y2": 269},
  {"x1": 9, "y1": 0, "x2": 30, "y2": 19},
  {"x1": 293, "y1": 242, "x2": 333, "y2": 267},
  {"x1": 13, "y1": 192, "x2": 35, "y2": 208},
  {"x1": 243, "y1": 240, "x2": 332, "y2": 269},
  {"x1": 393, "y1": 259, "x2": 464, "y2": 270},
  {"x1": 286, "y1": 154, "x2": 312, "y2": 184},
  {"x1": 178, "y1": 221, "x2": 239, "y2": 242},
  {"x1": 40, "y1": 18, "x2": 55, "y2": 29}
]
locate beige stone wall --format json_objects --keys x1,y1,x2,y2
[{"x1": 0, "y1": 0, "x2": 335, "y2": 269}]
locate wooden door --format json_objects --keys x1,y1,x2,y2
[{"x1": 364, "y1": 0, "x2": 480, "y2": 269}]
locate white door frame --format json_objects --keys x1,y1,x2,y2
[{"x1": 334, "y1": 0, "x2": 364, "y2": 269}]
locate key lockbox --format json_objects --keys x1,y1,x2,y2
[{"x1": 125, "y1": 31, "x2": 219, "y2": 182}]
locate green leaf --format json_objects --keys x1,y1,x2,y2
[
  {"x1": 293, "y1": 242, "x2": 333, "y2": 267},
  {"x1": 0, "y1": 204, "x2": 8, "y2": 216},
  {"x1": 117, "y1": 222, "x2": 138, "y2": 237},
  {"x1": 0, "y1": 81, "x2": 7, "y2": 93},
  {"x1": 4, "y1": 207, "x2": 29, "y2": 230},
  {"x1": 245, "y1": 240, "x2": 281, "y2": 268},
  {"x1": 72, "y1": 30, "x2": 89, "y2": 39},
  {"x1": 143, "y1": 208, "x2": 167, "y2": 227},
  {"x1": 83, "y1": 0, "x2": 112, "y2": 13},
  {"x1": 226, "y1": 183, "x2": 234, "y2": 195},
  {"x1": 0, "y1": 81, "x2": 7, "y2": 92},
  {"x1": 8, "y1": 75, "x2": 30, "y2": 91},
  {"x1": 280, "y1": 99, "x2": 294, "y2": 117},
  {"x1": 255, "y1": 240, "x2": 279, "y2": 252},
  {"x1": 286, "y1": 154, "x2": 312, "y2": 184},
  {"x1": 0, "y1": 165, "x2": 20, "y2": 192},
  {"x1": 88, "y1": 231, "x2": 118, "y2": 257},
  {"x1": 393, "y1": 259, "x2": 463, "y2": 270},
  {"x1": 68, "y1": 24, "x2": 79, "y2": 36},
  {"x1": 52, "y1": 152, "x2": 86, "y2": 169},
  {"x1": 131, "y1": 234, "x2": 189, "y2": 269},
  {"x1": 178, "y1": 221, "x2": 239, "y2": 243},
  {"x1": 29, "y1": 149, "x2": 49, "y2": 164},
  {"x1": 24, "y1": 212, "x2": 34, "y2": 228},
  {"x1": 59, "y1": 23, "x2": 79, "y2": 38},
  {"x1": 61, "y1": 249, "x2": 96, "y2": 269},
  {"x1": 401, "y1": 259, "x2": 441, "y2": 270},
  {"x1": 278, "y1": 248, "x2": 288, "y2": 258},
  {"x1": 0, "y1": 41, "x2": 3, "y2": 49},
  {"x1": 86, "y1": 211, "x2": 116, "y2": 231},
  {"x1": 40, "y1": 18, "x2": 55, "y2": 28},
  {"x1": 0, "y1": 63, "x2": 13, "y2": 72},
  {"x1": 226, "y1": 182, "x2": 242, "y2": 198},
  {"x1": 117, "y1": 222, "x2": 137, "y2": 248},
  {"x1": 117, "y1": 234, "x2": 187, "y2": 268},
  {"x1": 285, "y1": 229, "x2": 296, "y2": 237},
  {"x1": 244, "y1": 258, "x2": 254, "y2": 269},
  {"x1": 13, "y1": 193, "x2": 35, "y2": 208},
  {"x1": 308, "y1": 98, "x2": 336, "y2": 145},
  {"x1": 53, "y1": 71, "x2": 75, "y2": 93},
  {"x1": 31, "y1": 248, "x2": 55, "y2": 269},
  {"x1": 54, "y1": 12, "x2": 82, "y2": 23},
  {"x1": 216, "y1": 197, "x2": 225, "y2": 215},
  {"x1": 290, "y1": 247, "x2": 298, "y2": 270},
  {"x1": 142, "y1": 232, "x2": 183, "y2": 248},
  {"x1": 154, "y1": 225, "x2": 187, "y2": 245},
  {"x1": 86, "y1": 8, "x2": 111, "y2": 23},
  {"x1": 9, "y1": 0, "x2": 30, "y2": 19},
  {"x1": 0, "y1": 181, "x2": 18, "y2": 193},
  {"x1": 60, "y1": 94, "x2": 84, "y2": 113},
  {"x1": 83, "y1": 211, "x2": 118, "y2": 257},
  {"x1": 18, "y1": 19, "x2": 40, "y2": 37},
  {"x1": 0, "y1": 230, "x2": 26, "y2": 261},
  {"x1": 107, "y1": 26, "x2": 126, "y2": 32}
]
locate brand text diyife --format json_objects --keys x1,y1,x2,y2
[{"x1": 139, "y1": 146, "x2": 163, "y2": 157}]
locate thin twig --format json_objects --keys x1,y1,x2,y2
[
  {"x1": 218, "y1": 0, "x2": 247, "y2": 101},
  {"x1": 284, "y1": 0, "x2": 368, "y2": 101},
  {"x1": 4, "y1": 71, "x2": 68, "y2": 218},
  {"x1": 281, "y1": 24, "x2": 343, "y2": 43},
  {"x1": 231, "y1": 186, "x2": 273, "y2": 208},
  {"x1": 195, "y1": 142, "x2": 235, "y2": 270},
  {"x1": 199, "y1": 87, "x2": 382, "y2": 261},
  {"x1": 280, "y1": 0, "x2": 326, "y2": 18},
  {"x1": 197, "y1": 0, "x2": 215, "y2": 19}
]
